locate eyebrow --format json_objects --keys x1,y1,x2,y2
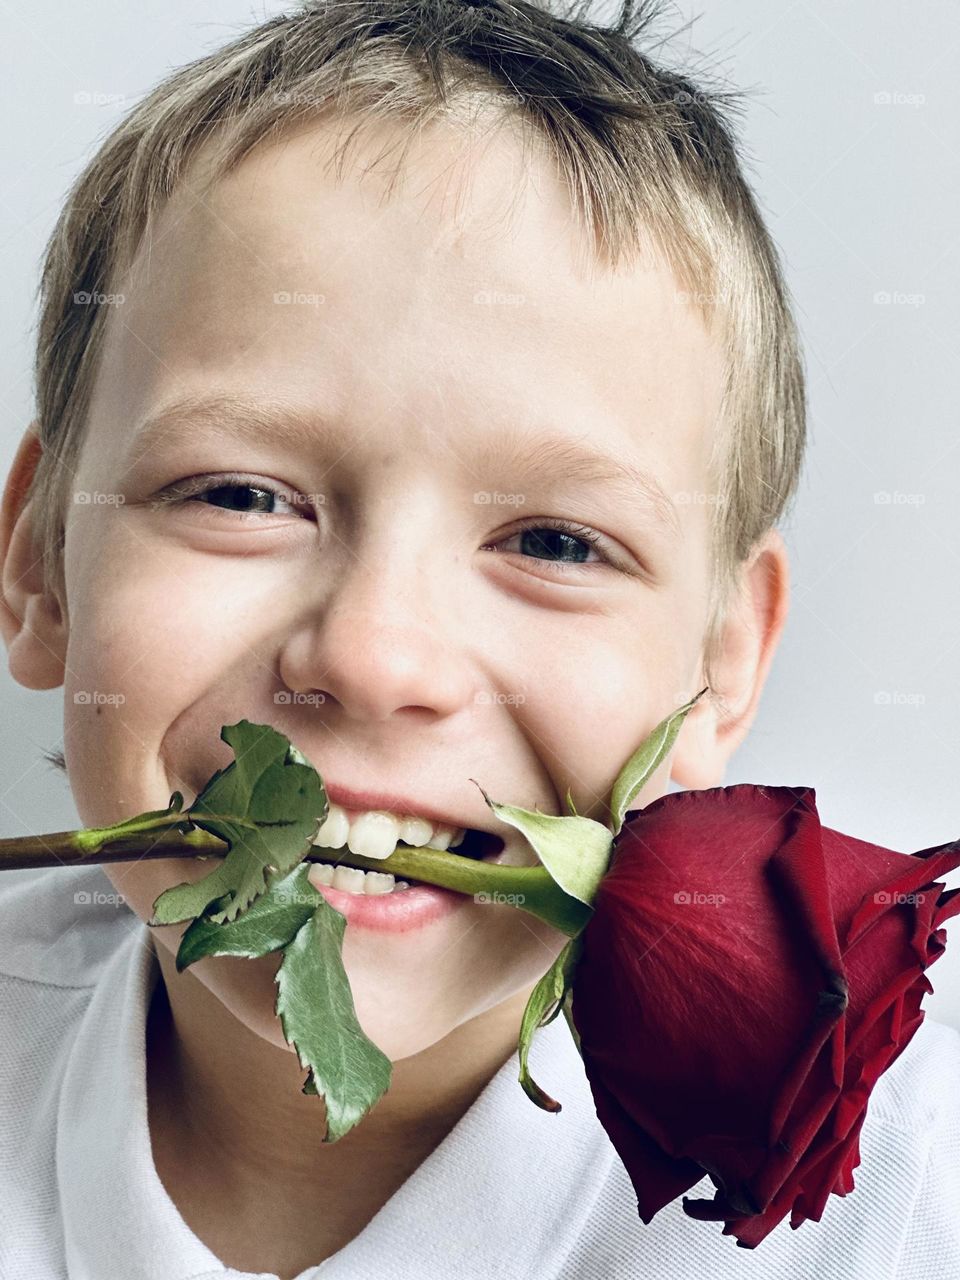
[
  {"x1": 489, "y1": 429, "x2": 681, "y2": 538},
  {"x1": 127, "y1": 393, "x2": 681, "y2": 539}
]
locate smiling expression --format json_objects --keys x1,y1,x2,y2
[{"x1": 47, "y1": 111, "x2": 725, "y2": 1059}]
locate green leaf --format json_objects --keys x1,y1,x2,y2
[
  {"x1": 608, "y1": 688, "x2": 708, "y2": 835},
  {"x1": 473, "y1": 784, "x2": 613, "y2": 909},
  {"x1": 150, "y1": 721, "x2": 328, "y2": 926},
  {"x1": 518, "y1": 935, "x2": 583, "y2": 1111},
  {"x1": 275, "y1": 904, "x2": 393, "y2": 1142},
  {"x1": 175, "y1": 863, "x2": 322, "y2": 971},
  {"x1": 560, "y1": 986, "x2": 582, "y2": 1060}
]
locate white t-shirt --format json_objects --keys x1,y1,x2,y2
[{"x1": 0, "y1": 862, "x2": 958, "y2": 1280}]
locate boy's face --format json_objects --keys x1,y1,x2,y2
[{"x1": 5, "y1": 114, "x2": 779, "y2": 1062}]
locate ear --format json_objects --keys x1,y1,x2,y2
[
  {"x1": 0, "y1": 421, "x2": 68, "y2": 690},
  {"x1": 670, "y1": 527, "x2": 790, "y2": 789}
]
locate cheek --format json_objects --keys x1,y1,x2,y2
[
  {"x1": 60, "y1": 543, "x2": 272, "y2": 829},
  {"x1": 509, "y1": 617, "x2": 703, "y2": 820},
  {"x1": 64, "y1": 535, "x2": 248, "y2": 711}
]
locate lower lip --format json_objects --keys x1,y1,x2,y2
[{"x1": 307, "y1": 850, "x2": 500, "y2": 934}]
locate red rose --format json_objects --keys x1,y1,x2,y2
[{"x1": 570, "y1": 783, "x2": 960, "y2": 1248}]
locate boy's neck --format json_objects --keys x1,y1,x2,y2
[{"x1": 145, "y1": 943, "x2": 530, "y2": 1277}]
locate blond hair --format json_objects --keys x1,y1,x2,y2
[{"x1": 27, "y1": 0, "x2": 805, "y2": 696}]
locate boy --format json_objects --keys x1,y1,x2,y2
[{"x1": 1, "y1": 1, "x2": 957, "y2": 1276}]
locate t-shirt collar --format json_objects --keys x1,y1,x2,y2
[{"x1": 57, "y1": 920, "x2": 614, "y2": 1280}]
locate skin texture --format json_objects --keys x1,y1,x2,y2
[{"x1": 0, "y1": 111, "x2": 789, "y2": 1277}]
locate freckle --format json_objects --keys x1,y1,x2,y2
[{"x1": 96, "y1": 705, "x2": 102, "y2": 715}]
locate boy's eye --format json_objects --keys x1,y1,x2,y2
[
  {"x1": 151, "y1": 474, "x2": 314, "y2": 520},
  {"x1": 481, "y1": 520, "x2": 609, "y2": 568},
  {"x1": 151, "y1": 475, "x2": 617, "y2": 571}
]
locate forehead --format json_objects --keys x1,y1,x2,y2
[{"x1": 90, "y1": 113, "x2": 724, "y2": 512}]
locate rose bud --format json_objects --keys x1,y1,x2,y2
[{"x1": 569, "y1": 783, "x2": 960, "y2": 1249}]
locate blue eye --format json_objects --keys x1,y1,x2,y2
[
  {"x1": 484, "y1": 519, "x2": 610, "y2": 568},
  {"x1": 152, "y1": 474, "x2": 312, "y2": 519}
]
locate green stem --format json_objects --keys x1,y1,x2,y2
[
  {"x1": 330, "y1": 843, "x2": 591, "y2": 937},
  {"x1": 0, "y1": 818, "x2": 590, "y2": 937},
  {"x1": 72, "y1": 808, "x2": 193, "y2": 852},
  {"x1": 0, "y1": 821, "x2": 213, "y2": 868}
]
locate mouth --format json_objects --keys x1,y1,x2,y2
[{"x1": 305, "y1": 825, "x2": 508, "y2": 887}]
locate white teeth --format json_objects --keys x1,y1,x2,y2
[
  {"x1": 315, "y1": 804, "x2": 351, "y2": 849},
  {"x1": 346, "y1": 811, "x2": 401, "y2": 861},
  {"x1": 307, "y1": 861, "x2": 335, "y2": 887},
  {"x1": 312, "y1": 802, "x2": 467, "y2": 860},
  {"x1": 332, "y1": 865, "x2": 366, "y2": 893},
  {"x1": 307, "y1": 860, "x2": 410, "y2": 895},
  {"x1": 363, "y1": 870, "x2": 397, "y2": 896},
  {"x1": 398, "y1": 816, "x2": 434, "y2": 847}
]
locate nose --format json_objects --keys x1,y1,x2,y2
[{"x1": 278, "y1": 559, "x2": 476, "y2": 724}]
